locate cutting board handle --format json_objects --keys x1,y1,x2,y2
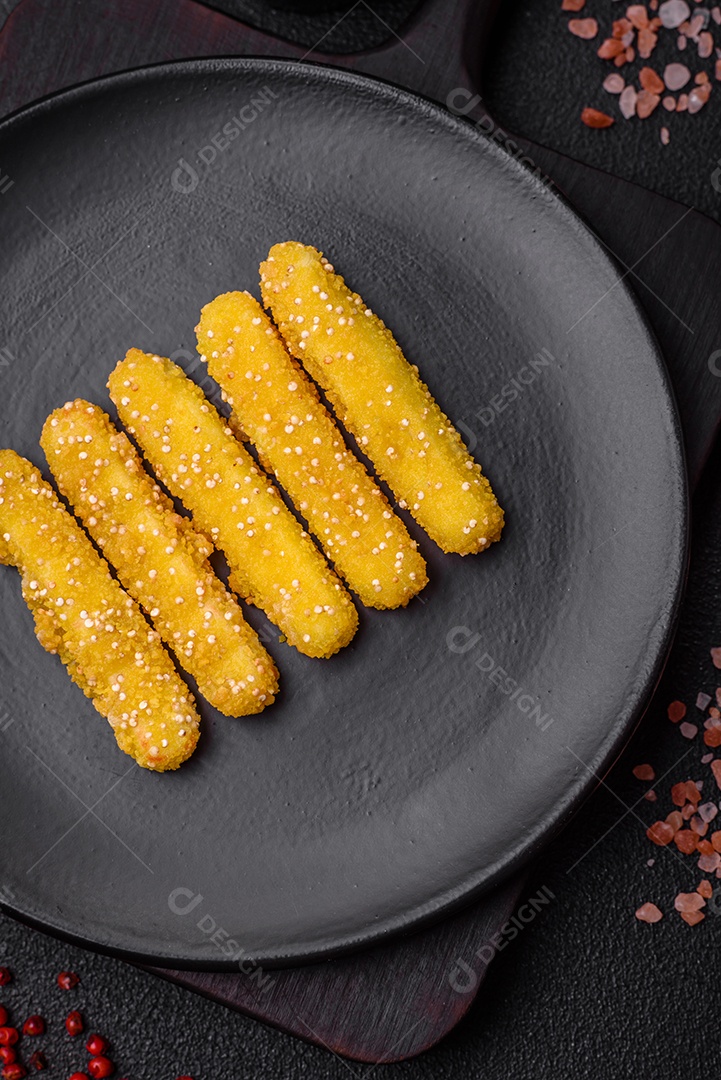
[
  {"x1": 308, "y1": 0, "x2": 498, "y2": 114},
  {"x1": 1, "y1": 0, "x2": 496, "y2": 125}
]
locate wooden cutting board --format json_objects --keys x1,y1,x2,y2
[{"x1": 1, "y1": 0, "x2": 720, "y2": 1061}]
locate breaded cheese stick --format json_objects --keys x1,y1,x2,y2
[
  {"x1": 195, "y1": 292, "x2": 428, "y2": 609},
  {"x1": 0, "y1": 450, "x2": 200, "y2": 771},
  {"x1": 41, "y1": 401, "x2": 279, "y2": 716},
  {"x1": 260, "y1": 242, "x2": 504, "y2": 556},
  {"x1": 109, "y1": 350, "x2": 358, "y2": 659}
]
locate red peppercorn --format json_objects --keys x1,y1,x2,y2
[
  {"x1": 0, "y1": 1031, "x2": 18, "y2": 1048},
  {"x1": 0, "y1": 972, "x2": 11, "y2": 988},
  {"x1": 87, "y1": 1059, "x2": 113, "y2": 1079},
  {"x1": 2, "y1": 1064, "x2": 27, "y2": 1080},
  {"x1": 27, "y1": 1053, "x2": 46, "y2": 1072},
  {"x1": 0, "y1": 1051, "x2": 15, "y2": 1067},
  {"x1": 65, "y1": 1011, "x2": 83, "y2": 1036},
  {"x1": 68, "y1": 1074, "x2": 89, "y2": 1080},
  {"x1": 57, "y1": 972, "x2": 80, "y2": 991},
  {"x1": 22, "y1": 1016, "x2": 45, "y2": 1037},
  {"x1": 84, "y1": 1036, "x2": 108, "y2": 1057}
]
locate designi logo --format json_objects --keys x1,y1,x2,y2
[{"x1": 171, "y1": 158, "x2": 200, "y2": 195}]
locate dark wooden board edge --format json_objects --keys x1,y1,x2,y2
[{"x1": 146, "y1": 875, "x2": 524, "y2": 1063}]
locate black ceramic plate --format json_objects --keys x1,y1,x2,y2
[{"x1": 0, "y1": 59, "x2": 686, "y2": 967}]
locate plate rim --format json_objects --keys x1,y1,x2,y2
[{"x1": 0, "y1": 54, "x2": 690, "y2": 968}]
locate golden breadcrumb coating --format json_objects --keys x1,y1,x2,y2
[
  {"x1": 260, "y1": 242, "x2": 504, "y2": 556},
  {"x1": 109, "y1": 350, "x2": 358, "y2": 659},
  {"x1": 41, "y1": 401, "x2": 279, "y2": 716},
  {"x1": 195, "y1": 292, "x2": 428, "y2": 609},
  {"x1": 0, "y1": 450, "x2": 200, "y2": 771}
]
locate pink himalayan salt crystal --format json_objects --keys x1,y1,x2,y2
[
  {"x1": 672, "y1": 779, "x2": 700, "y2": 805},
  {"x1": 664, "y1": 61, "x2": 691, "y2": 88},
  {"x1": 677, "y1": 93, "x2": 689, "y2": 109},
  {"x1": 647, "y1": 858, "x2": 656, "y2": 866},
  {"x1": 645, "y1": 789, "x2": 657, "y2": 800},
  {"x1": 680, "y1": 722, "x2": 698, "y2": 739},
  {"x1": 699, "y1": 852, "x2": 721, "y2": 871},
  {"x1": 674, "y1": 891, "x2": 706, "y2": 912},
  {"x1": 716, "y1": 58, "x2": 721, "y2": 81},
  {"x1": 635, "y1": 902, "x2": 663, "y2": 922},
  {"x1": 699, "y1": 801, "x2": 718, "y2": 822},
  {"x1": 710, "y1": 646, "x2": 721, "y2": 668},
  {"x1": 690, "y1": 814, "x2": 708, "y2": 835},
  {"x1": 637, "y1": 89, "x2": 661, "y2": 117},
  {"x1": 688, "y1": 84, "x2": 711, "y2": 112},
  {"x1": 702, "y1": 752, "x2": 714, "y2": 764},
  {"x1": 713, "y1": 5, "x2": 721, "y2": 23},
  {"x1": 568, "y1": 17, "x2": 598, "y2": 38},
  {"x1": 633, "y1": 763, "x2": 655, "y2": 780},
  {"x1": 661, "y1": 127, "x2": 670, "y2": 144},
  {"x1": 668, "y1": 700, "x2": 687, "y2": 722},
  {"x1": 696, "y1": 691, "x2": 711, "y2": 710},
  {"x1": 603, "y1": 73, "x2": 626, "y2": 93},
  {"x1": 647, "y1": 820, "x2": 675, "y2": 845},
  {"x1": 659, "y1": 0, "x2": 690, "y2": 28},
  {"x1": 688, "y1": 13, "x2": 706, "y2": 37},
  {"x1": 711, "y1": 759, "x2": 721, "y2": 788},
  {"x1": 699, "y1": 30, "x2": 714, "y2": 57},
  {"x1": 663, "y1": 95, "x2": 676, "y2": 108},
  {"x1": 678, "y1": 33, "x2": 687, "y2": 48},
  {"x1": 620, "y1": 85, "x2": 638, "y2": 117},
  {"x1": 637, "y1": 30, "x2": 657, "y2": 58}
]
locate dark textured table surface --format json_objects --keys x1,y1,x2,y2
[{"x1": 2, "y1": 2, "x2": 721, "y2": 1077}]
